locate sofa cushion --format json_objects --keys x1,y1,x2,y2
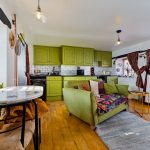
[
  {"x1": 90, "y1": 79, "x2": 105, "y2": 95},
  {"x1": 116, "y1": 84, "x2": 129, "y2": 96},
  {"x1": 107, "y1": 76, "x2": 118, "y2": 84},
  {"x1": 98, "y1": 81, "x2": 105, "y2": 94},
  {"x1": 104, "y1": 83, "x2": 118, "y2": 94},
  {"x1": 90, "y1": 80, "x2": 99, "y2": 96},
  {"x1": 65, "y1": 80, "x2": 89, "y2": 88},
  {"x1": 96, "y1": 94, "x2": 128, "y2": 113},
  {"x1": 79, "y1": 82, "x2": 90, "y2": 91}
]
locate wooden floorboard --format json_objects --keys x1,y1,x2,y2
[{"x1": 26, "y1": 99, "x2": 150, "y2": 150}]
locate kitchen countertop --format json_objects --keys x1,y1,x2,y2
[
  {"x1": 30, "y1": 74, "x2": 98, "y2": 77},
  {"x1": 30, "y1": 73, "x2": 117, "y2": 77}
]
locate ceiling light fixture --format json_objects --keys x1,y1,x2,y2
[
  {"x1": 116, "y1": 29, "x2": 122, "y2": 45},
  {"x1": 35, "y1": 0, "x2": 46, "y2": 23}
]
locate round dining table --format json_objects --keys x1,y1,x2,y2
[{"x1": 0, "y1": 86, "x2": 43, "y2": 150}]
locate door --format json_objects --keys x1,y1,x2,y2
[
  {"x1": 62, "y1": 46, "x2": 76, "y2": 65},
  {"x1": 102, "y1": 52, "x2": 112, "y2": 67},
  {"x1": 75, "y1": 47, "x2": 84, "y2": 65},
  {"x1": 49, "y1": 47, "x2": 61, "y2": 65},
  {"x1": 47, "y1": 80, "x2": 62, "y2": 96},
  {"x1": 34, "y1": 46, "x2": 49, "y2": 65},
  {"x1": 84, "y1": 48, "x2": 94, "y2": 66}
]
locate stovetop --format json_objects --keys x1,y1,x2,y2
[{"x1": 30, "y1": 73, "x2": 49, "y2": 79}]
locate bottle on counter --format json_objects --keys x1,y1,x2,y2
[{"x1": 90, "y1": 67, "x2": 95, "y2": 76}]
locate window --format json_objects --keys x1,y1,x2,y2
[{"x1": 115, "y1": 57, "x2": 134, "y2": 77}]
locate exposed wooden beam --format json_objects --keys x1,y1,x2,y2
[{"x1": 0, "y1": 8, "x2": 11, "y2": 29}]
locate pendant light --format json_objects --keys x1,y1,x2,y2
[
  {"x1": 36, "y1": 0, "x2": 42, "y2": 19},
  {"x1": 115, "y1": 29, "x2": 122, "y2": 45},
  {"x1": 35, "y1": 0, "x2": 46, "y2": 23}
]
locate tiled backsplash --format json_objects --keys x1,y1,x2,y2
[
  {"x1": 30, "y1": 66, "x2": 61, "y2": 74},
  {"x1": 30, "y1": 65, "x2": 115, "y2": 76}
]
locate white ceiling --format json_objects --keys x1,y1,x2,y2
[{"x1": 4, "y1": 0, "x2": 150, "y2": 51}]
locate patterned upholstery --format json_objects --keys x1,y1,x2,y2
[{"x1": 96, "y1": 94, "x2": 128, "y2": 114}]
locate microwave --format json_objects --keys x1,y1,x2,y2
[{"x1": 77, "y1": 69, "x2": 84, "y2": 75}]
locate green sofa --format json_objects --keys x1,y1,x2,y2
[{"x1": 63, "y1": 80, "x2": 128, "y2": 127}]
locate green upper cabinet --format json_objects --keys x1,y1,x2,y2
[
  {"x1": 84, "y1": 48, "x2": 94, "y2": 66},
  {"x1": 49, "y1": 47, "x2": 61, "y2": 65},
  {"x1": 62, "y1": 46, "x2": 76, "y2": 65},
  {"x1": 62, "y1": 46, "x2": 94, "y2": 66},
  {"x1": 75, "y1": 47, "x2": 84, "y2": 66},
  {"x1": 34, "y1": 45, "x2": 61, "y2": 65},
  {"x1": 34, "y1": 45, "x2": 49, "y2": 65},
  {"x1": 94, "y1": 50, "x2": 102, "y2": 62},
  {"x1": 101, "y1": 51, "x2": 112, "y2": 67},
  {"x1": 94, "y1": 50, "x2": 112, "y2": 67}
]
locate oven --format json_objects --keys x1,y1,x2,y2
[{"x1": 30, "y1": 74, "x2": 47, "y2": 101}]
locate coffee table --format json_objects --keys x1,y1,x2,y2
[{"x1": 129, "y1": 91, "x2": 149, "y2": 117}]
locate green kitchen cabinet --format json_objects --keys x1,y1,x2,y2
[
  {"x1": 34, "y1": 46, "x2": 49, "y2": 65},
  {"x1": 94, "y1": 50, "x2": 112, "y2": 67},
  {"x1": 46, "y1": 76, "x2": 62, "y2": 101},
  {"x1": 84, "y1": 48, "x2": 94, "y2": 66},
  {"x1": 94, "y1": 50, "x2": 103, "y2": 62},
  {"x1": 34, "y1": 45, "x2": 61, "y2": 65},
  {"x1": 101, "y1": 51, "x2": 112, "y2": 67},
  {"x1": 62, "y1": 46, "x2": 94, "y2": 66},
  {"x1": 75, "y1": 47, "x2": 84, "y2": 66},
  {"x1": 49, "y1": 47, "x2": 61, "y2": 65},
  {"x1": 62, "y1": 46, "x2": 76, "y2": 65}
]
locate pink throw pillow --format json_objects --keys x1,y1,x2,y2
[{"x1": 90, "y1": 80, "x2": 99, "y2": 96}]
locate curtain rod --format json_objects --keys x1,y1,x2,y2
[{"x1": 112, "y1": 49, "x2": 147, "y2": 59}]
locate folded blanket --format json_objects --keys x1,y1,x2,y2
[{"x1": 0, "y1": 98, "x2": 49, "y2": 129}]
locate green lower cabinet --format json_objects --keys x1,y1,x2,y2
[{"x1": 46, "y1": 76, "x2": 62, "y2": 101}]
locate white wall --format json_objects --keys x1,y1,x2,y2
[
  {"x1": 0, "y1": 22, "x2": 7, "y2": 86},
  {"x1": 112, "y1": 40, "x2": 150, "y2": 102},
  {"x1": 0, "y1": 1, "x2": 33, "y2": 86}
]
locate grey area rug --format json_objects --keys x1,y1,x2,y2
[{"x1": 96, "y1": 111, "x2": 150, "y2": 150}]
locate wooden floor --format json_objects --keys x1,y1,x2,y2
[{"x1": 26, "y1": 99, "x2": 150, "y2": 150}]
